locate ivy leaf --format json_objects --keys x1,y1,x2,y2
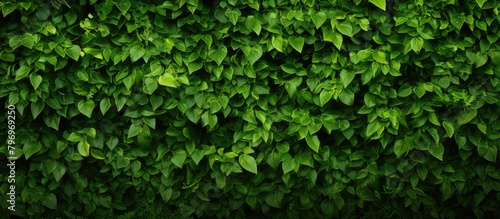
[
  {"x1": 477, "y1": 145, "x2": 497, "y2": 162},
  {"x1": 158, "y1": 73, "x2": 178, "y2": 88},
  {"x1": 41, "y1": 193, "x2": 57, "y2": 209},
  {"x1": 130, "y1": 46, "x2": 145, "y2": 63},
  {"x1": 65, "y1": 45, "x2": 81, "y2": 61},
  {"x1": 77, "y1": 140, "x2": 90, "y2": 157},
  {"x1": 247, "y1": 46, "x2": 263, "y2": 65},
  {"x1": 282, "y1": 157, "x2": 297, "y2": 174},
  {"x1": 475, "y1": 52, "x2": 488, "y2": 68},
  {"x1": 311, "y1": 11, "x2": 327, "y2": 29},
  {"x1": 209, "y1": 45, "x2": 228, "y2": 65},
  {"x1": 340, "y1": 69, "x2": 355, "y2": 88},
  {"x1": 99, "y1": 98, "x2": 111, "y2": 115},
  {"x1": 457, "y1": 109, "x2": 477, "y2": 126},
  {"x1": 411, "y1": 37, "x2": 424, "y2": 53},
  {"x1": 15, "y1": 66, "x2": 31, "y2": 81},
  {"x1": 171, "y1": 150, "x2": 187, "y2": 168},
  {"x1": 23, "y1": 142, "x2": 42, "y2": 159},
  {"x1": 272, "y1": 35, "x2": 284, "y2": 52},
  {"x1": 369, "y1": 0, "x2": 386, "y2": 11},
  {"x1": 332, "y1": 32, "x2": 343, "y2": 50},
  {"x1": 239, "y1": 154, "x2": 258, "y2": 174},
  {"x1": 225, "y1": 9, "x2": 241, "y2": 25},
  {"x1": 451, "y1": 14, "x2": 466, "y2": 30},
  {"x1": 305, "y1": 134, "x2": 320, "y2": 153},
  {"x1": 288, "y1": 36, "x2": 305, "y2": 53},
  {"x1": 427, "y1": 143, "x2": 444, "y2": 161},
  {"x1": 128, "y1": 124, "x2": 141, "y2": 138},
  {"x1": 115, "y1": 1, "x2": 131, "y2": 15},
  {"x1": 319, "y1": 89, "x2": 333, "y2": 107},
  {"x1": 442, "y1": 121, "x2": 455, "y2": 137},
  {"x1": 77, "y1": 100, "x2": 95, "y2": 118},
  {"x1": 337, "y1": 22, "x2": 353, "y2": 37}
]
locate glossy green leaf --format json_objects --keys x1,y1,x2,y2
[
  {"x1": 427, "y1": 143, "x2": 444, "y2": 161},
  {"x1": 77, "y1": 140, "x2": 90, "y2": 157},
  {"x1": 369, "y1": 0, "x2": 386, "y2": 11},
  {"x1": 209, "y1": 45, "x2": 228, "y2": 65},
  {"x1": 78, "y1": 100, "x2": 95, "y2": 118},
  {"x1": 289, "y1": 36, "x2": 305, "y2": 53},
  {"x1": 305, "y1": 134, "x2": 320, "y2": 153},
  {"x1": 239, "y1": 154, "x2": 258, "y2": 174}
]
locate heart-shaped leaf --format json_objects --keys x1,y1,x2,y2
[{"x1": 289, "y1": 36, "x2": 305, "y2": 53}]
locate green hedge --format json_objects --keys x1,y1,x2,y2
[{"x1": 1, "y1": 0, "x2": 500, "y2": 218}]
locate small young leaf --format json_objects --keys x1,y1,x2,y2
[{"x1": 77, "y1": 141, "x2": 90, "y2": 157}]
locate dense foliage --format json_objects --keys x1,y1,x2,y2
[{"x1": 1, "y1": 0, "x2": 499, "y2": 218}]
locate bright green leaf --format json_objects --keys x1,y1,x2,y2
[{"x1": 239, "y1": 154, "x2": 258, "y2": 174}]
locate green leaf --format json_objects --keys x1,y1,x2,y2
[
  {"x1": 22, "y1": 33, "x2": 35, "y2": 49},
  {"x1": 393, "y1": 140, "x2": 407, "y2": 158},
  {"x1": 52, "y1": 164, "x2": 66, "y2": 182},
  {"x1": 31, "y1": 100, "x2": 44, "y2": 119},
  {"x1": 369, "y1": 0, "x2": 386, "y2": 11},
  {"x1": 41, "y1": 193, "x2": 57, "y2": 209},
  {"x1": 319, "y1": 89, "x2": 333, "y2": 107},
  {"x1": 373, "y1": 51, "x2": 388, "y2": 64},
  {"x1": 77, "y1": 100, "x2": 95, "y2": 118},
  {"x1": 128, "y1": 124, "x2": 141, "y2": 138},
  {"x1": 91, "y1": 149, "x2": 105, "y2": 160},
  {"x1": 411, "y1": 37, "x2": 424, "y2": 53},
  {"x1": 272, "y1": 35, "x2": 284, "y2": 52},
  {"x1": 457, "y1": 109, "x2": 477, "y2": 126},
  {"x1": 158, "y1": 73, "x2": 178, "y2": 88},
  {"x1": 171, "y1": 150, "x2": 187, "y2": 168},
  {"x1": 130, "y1": 46, "x2": 145, "y2": 63},
  {"x1": 99, "y1": 98, "x2": 111, "y2": 115},
  {"x1": 115, "y1": 1, "x2": 131, "y2": 15},
  {"x1": 476, "y1": 0, "x2": 486, "y2": 8},
  {"x1": 477, "y1": 145, "x2": 497, "y2": 162},
  {"x1": 339, "y1": 90, "x2": 354, "y2": 106},
  {"x1": 451, "y1": 14, "x2": 466, "y2": 30},
  {"x1": 305, "y1": 134, "x2": 320, "y2": 153},
  {"x1": 311, "y1": 11, "x2": 327, "y2": 29},
  {"x1": 332, "y1": 32, "x2": 343, "y2": 50},
  {"x1": 337, "y1": 22, "x2": 353, "y2": 37},
  {"x1": 282, "y1": 157, "x2": 297, "y2": 174},
  {"x1": 366, "y1": 120, "x2": 382, "y2": 137},
  {"x1": 225, "y1": 9, "x2": 241, "y2": 25},
  {"x1": 288, "y1": 36, "x2": 305, "y2": 53},
  {"x1": 265, "y1": 191, "x2": 284, "y2": 208},
  {"x1": 23, "y1": 142, "x2": 41, "y2": 159},
  {"x1": 247, "y1": 46, "x2": 263, "y2": 65},
  {"x1": 475, "y1": 52, "x2": 488, "y2": 68},
  {"x1": 340, "y1": 69, "x2": 355, "y2": 88},
  {"x1": 209, "y1": 45, "x2": 228, "y2": 65},
  {"x1": 77, "y1": 141, "x2": 90, "y2": 157},
  {"x1": 427, "y1": 143, "x2": 444, "y2": 161},
  {"x1": 442, "y1": 121, "x2": 455, "y2": 137},
  {"x1": 239, "y1": 154, "x2": 258, "y2": 174},
  {"x1": 15, "y1": 66, "x2": 31, "y2": 81},
  {"x1": 65, "y1": 45, "x2": 81, "y2": 61},
  {"x1": 67, "y1": 133, "x2": 84, "y2": 142}
]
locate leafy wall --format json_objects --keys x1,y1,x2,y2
[{"x1": 1, "y1": 0, "x2": 499, "y2": 218}]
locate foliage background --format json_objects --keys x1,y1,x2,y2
[{"x1": 1, "y1": 0, "x2": 499, "y2": 218}]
